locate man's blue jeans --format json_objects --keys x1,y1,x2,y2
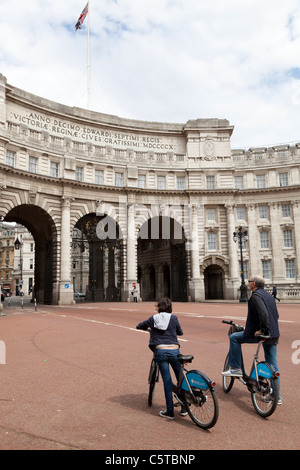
[
  {"x1": 155, "y1": 349, "x2": 181, "y2": 413},
  {"x1": 228, "y1": 332, "x2": 281, "y2": 398}
]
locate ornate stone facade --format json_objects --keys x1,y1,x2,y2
[{"x1": 0, "y1": 73, "x2": 299, "y2": 304}]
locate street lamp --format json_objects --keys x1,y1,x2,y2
[
  {"x1": 14, "y1": 236, "x2": 23, "y2": 295},
  {"x1": 233, "y1": 226, "x2": 248, "y2": 302}
]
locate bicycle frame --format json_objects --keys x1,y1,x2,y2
[
  {"x1": 222, "y1": 319, "x2": 280, "y2": 418},
  {"x1": 173, "y1": 355, "x2": 216, "y2": 402}
]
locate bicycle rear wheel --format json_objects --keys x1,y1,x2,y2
[
  {"x1": 148, "y1": 358, "x2": 159, "y2": 407},
  {"x1": 251, "y1": 376, "x2": 279, "y2": 418},
  {"x1": 184, "y1": 375, "x2": 219, "y2": 429},
  {"x1": 222, "y1": 353, "x2": 235, "y2": 393}
]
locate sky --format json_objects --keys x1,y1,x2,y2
[{"x1": 0, "y1": 0, "x2": 300, "y2": 149}]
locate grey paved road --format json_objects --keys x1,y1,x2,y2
[{"x1": 0, "y1": 300, "x2": 299, "y2": 450}]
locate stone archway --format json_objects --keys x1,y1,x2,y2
[
  {"x1": 4, "y1": 204, "x2": 57, "y2": 304},
  {"x1": 137, "y1": 216, "x2": 187, "y2": 301},
  {"x1": 73, "y1": 213, "x2": 122, "y2": 301}
]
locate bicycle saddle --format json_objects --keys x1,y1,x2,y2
[{"x1": 178, "y1": 354, "x2": 194, "y2": 363}]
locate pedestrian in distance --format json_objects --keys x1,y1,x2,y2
[
  {"x1": 222, "y1": 275, "x2": 281, "y2": 404},
  {"x1": 272, "y1": 285, "x2": 280, "y2": 302},
  {"x1": 136, "y1": 297, "x2": 187, "y2": 419}
]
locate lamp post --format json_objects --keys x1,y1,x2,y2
[
  {"x1": 233, "y1": 226, "x2": 248, "y2": 302},
  {"x1": 14, "y1": 236, "x2": 23, "y2": 295}
]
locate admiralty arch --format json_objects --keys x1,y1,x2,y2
[{"x1": 1, "y1": 73, "x2": 300, "y2": 304}]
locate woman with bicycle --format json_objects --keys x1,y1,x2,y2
[{"x1": 136, "y1": 297, "x2": 186, "y2": 419}]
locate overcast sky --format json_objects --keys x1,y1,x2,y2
[{"x1": 1, "y1": 0, "x2": 300, "y2": 149}]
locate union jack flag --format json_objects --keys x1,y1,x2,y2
[{"x1": 75, "y1": 2, "x2": 89, "y2": 30}]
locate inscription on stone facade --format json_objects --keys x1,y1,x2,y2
[{"x1": 8, "y1": 108, "x2": 178, "y2": 151}]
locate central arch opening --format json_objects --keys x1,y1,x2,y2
[{"x1": 137, "y1": 216, "x2": 187, "y2": 301}]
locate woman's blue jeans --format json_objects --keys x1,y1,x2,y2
[
  {"x1": 228, "y1": 332, "x2": 281, "y2": 398},
  {"x1": 155, "y1": 348, "x2": 181, "y2": 413}
]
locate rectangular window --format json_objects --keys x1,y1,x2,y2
[
  {"x1": 207, "y1": 209, "x2": 216, "y2": 222},
  {"x1": 75, "y1": 167, "x2": 83, "y2": 182},
  {"x1": 208, "y1": 232, "x2": 217, "y2": 250},
  {"x1": 262, "y1": 260, "x2": 271, "y2": 279},
  {"x1": 279, "y1": 172, "x2": 288, "y2": 187},
  {"x1": 281, "y1": 204, "x2": 291, "y2": 217},
  {"x1": 6, "y1": 150, "x2": 15, "y2": 167},
  {"x1": 137, "y1": 175, "x2": 146, "y2": 189},
  {"x1": 260, "y1": 231, "x2": 269, "y2": 248},
  {"x1": 115, "y1": 172, "x2": 123, "y2": 187},
  {"x1": 285, "y1": 259, "x2": 295, "y2": 278},
  {"x1": 50, "y1": 162, "x2": 59, "y2": 178},
  {"x1": 236, "y1": 207, "x2": 245, "y2": 220},
  {"x1": 258, "y1": 205, "x2": 268, "y2": 219},
  {"x1": 235, "y1": 176, "x2": 243, "y2": 190},
  {"x1": 95, "y1": 170, "x2": 104, "y2": 185},
  {"x1": 177, "y1": 176, "x2": 185, "y2": 190},
  {"x1": 283, "y1": 230, "x2": 293, "y2": 247},
  {"x1": 29, "y1": 156, "x2": 38, "y2": 173},
  {"x1": 257, "y1": 175, "x2": 266, "y2": 188},
  {"x1": 206, "y1": 176, "x2": 215, "y2": 189},
  {"x1": 157, "y1": 176, "x2": 166, "y2": 190}
]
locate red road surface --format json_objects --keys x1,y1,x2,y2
[{"x1": 0, "y1": 300, "x2": 299, "y2": 450}]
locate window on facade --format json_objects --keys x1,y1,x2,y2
[
  {"x1": 281, "y1": 204, "x2": 291, "y2": 217},
  {"x1": 206, "y1": 176, "x2": 215, "y2": 189},
  {"x1": 258, "y1": 205, "x2": 268, "y2": 219},
  {"x1": 177, "y1": 176, "x2": 185, "y2": 190},
  {"x1": 283, "y1": 230, "x2": 293, "y2": 247},
  {"x1": 236, "y1": 207, "x2": 245, "y2": 220},
  {"x1": 285, "y1": 259, "x2": 295, "y2": 278},
  {"x1": 262, "y1": 260, "x2": 271, "y2": 279},
  {"x1": 260, "y1": 231, "x2": 270, "y2": 248},
  {"x1": 235, "y1": 176, "x2": 244, "y2": 189},
  {"x1": 115, "y1": 172, "x2": 123, "y2": 187},
  {"x1": 157, "y1": 176, "x2": 166, "y2": 190},
  {"x1": 256, "y1": 175, "x2": 266, "y2": 188},
  {"x1": 6, "y1": 150, "x2": 15, "y2": 167},
  {"x1": 208, "y1": 232, "x2": 217, "y2": 250},
  {"x1": 207, "y1": 208, "x2": 216, "y2": 222},
  {"x1": 50, "y1": 162, "x2": 59, "y2": 178},
  {"x1": 95, "y1": 170, "x2": 104, "y2": 185},
  {"x1": 138, "y1": 175, "x2": 146, "y2": 189},
  {"x1": 75, "y1": 167, "x2": 83, "y2": 182},
  {"x1": 279, "y1": 172, "x2": 288, "y2": 187},
  {"x1": 29, "y1": 156, "x2": 38, "y2": 173}
]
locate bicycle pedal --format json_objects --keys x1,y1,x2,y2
[{"x1": 174, "y1": 402, "x2": 181, "y2": 408}]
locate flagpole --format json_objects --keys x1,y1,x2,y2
[{"x1": 87, "y1": 0, "x2": 91, "y2": 109}]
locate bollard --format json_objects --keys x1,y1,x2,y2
[{"x1": 34, "y1": 298, "x2": 37, "y2": 312}]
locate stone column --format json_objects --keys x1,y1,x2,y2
[
  {"x1": 225, "y1": 203, "x2": 239, "y2": 299},
  {"x1": 126, "y1": 204, "x2": 138, "y2": 301},
  {"x1": 58, "y1": 197, "x2": 74, "y2": 304},
  {"x1": 246, "y1": 203, "x2": 260, "y2": 274},
  {"x1": 189, "y1": 204, "x2": 202, "y2": 301},
  {"x1": 269, "y1": 202, "x2": 284, "y2": 282},
  {"x1": 292, "y1": 201, "x2": 300, "y2": 282}
]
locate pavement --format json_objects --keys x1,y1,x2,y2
[{"x1": 0, "y1": 297, "x2": 299, "y2": 452}]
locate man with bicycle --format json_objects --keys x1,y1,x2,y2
[{"x1": 222, "y1": 275, "x2": 281, "y2": 404}]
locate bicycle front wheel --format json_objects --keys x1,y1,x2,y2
[
  {"x1": 148, "y1": 358, "x2": 159, "y2": 407},
  {"x1": 251, "y1": 376, "x2": 279, "y2": 418},
  {"x1": 184, "y1": 386, "x2": 219, "y2": 430},
  {"x1": 222, "y1": 353, "x2": 235, "y2": 393}
]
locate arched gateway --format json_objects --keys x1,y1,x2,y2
[{"x1": 1, "y1": 73, "x2": 300, "y2": 303}]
